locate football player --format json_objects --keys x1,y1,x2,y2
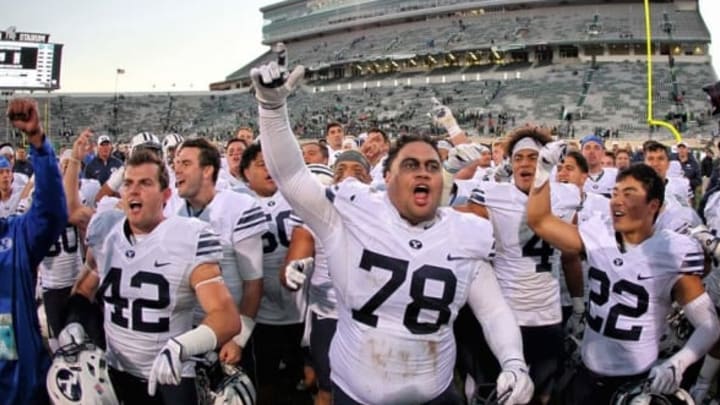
[
  {"x1": 580, "y1": 135, "x2": 617, "y2": 198},
  {"x1": 174, "y1": 138, "x2": 266, "y2": 365},
  {"x1": 240, "y1": 141, "x2": 308, "y2": 404},
  {"x1": 68, "y1": 149, "x2": 241, "y2": 404},
  {"x1": 527, "y1": 142, "x2": 720, "y2": 405},
  {"x1": 249, "y1": 52, "x2": 533, "y2": 405},
  {"x1": 460, "y1": 127, "x2": 580, "y2": 404}
]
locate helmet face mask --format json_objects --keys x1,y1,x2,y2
[
  {"x1": 610, "y1": 380, "x2": 694, "y2": 405},
  {"x1": 196, "y1": 356, "x2": 256, "y2": 405}
]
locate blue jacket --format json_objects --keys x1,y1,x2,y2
[{"x1": 0, "y1": 138, "x2": 67, "y2": 405}]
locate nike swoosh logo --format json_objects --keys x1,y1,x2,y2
[
  {"x1": 161, "y1": 348, "x2": 178, "y2": 380},
  {"x1": 637, "y1": 274, "x2": 659, "y2": 280},
  {"x1": 446, "y1": 254, "x2": 466, "y2": 261},
  {"x1": 154, "y1": 260, "x2": 171, "y2": 267}
]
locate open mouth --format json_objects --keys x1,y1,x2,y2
[
  {"x1": 518, "y1": 170, "x2": 533, "y2": 181},
  {"x1": 413, "y1": 184, "x2": 430, "y2": 206},
  {"x1": 128, "y1": 200, "x2": 142, "y2": 213}
]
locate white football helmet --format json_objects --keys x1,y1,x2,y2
[
  {"x1": 46, "y1": 340, "x2": 118, "y2": 405},
  {"x1": 130, "y1": 132, "x2": 162, "y2": 157},
  {"x1": 196, "y1": 355, "x2": 256, "y2": 405},
  {"x1": 611, "y1": 380, "x2": 695, "y2": 405},
  {"x1": 162, "y1": 133, "x2": 184, "y2": 164}
]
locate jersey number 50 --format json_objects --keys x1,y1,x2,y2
[{"x1": 352, "y1": 249, "x2": 457, "y2": 335}]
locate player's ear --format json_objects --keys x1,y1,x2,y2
[{"x1": 162, "y1": 186, "x2": 171, "y2": 204}]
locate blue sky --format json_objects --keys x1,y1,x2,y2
[{"x1": 3, "y1": 0, "x2": 719, "y2": 93}]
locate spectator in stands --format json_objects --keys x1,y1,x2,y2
[
  {"x1": 82, "y1": 135, "x2": 122, "y2": 185},
  {"x1": 13, "y1": 146, "x2": 33, "y2": 177},
  {"x1": 301, "y1": 141, "x2": 329, "y2": 165},
  {"x1": 702, "y1": 149, "x2": 714, "y2": 178},
  {"x1": 360, "y1": 128, "x2": 390, "y2": 186},
  {"x1": 236, "y1": 126, "x2": 254, "y2": 145},
  {"x1": 677, "y1": 141, "x2": 701, "y2": 193},
  {"x1": 615, "y1": 149, "x2": 632, "y2": 170},
  {"x1": 601, "y1": 151, "x2": 615, "y2": 168},
  {"x1": 325, "y1": 122, "x2": 344, "y2": 165}
]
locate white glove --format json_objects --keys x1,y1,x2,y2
[
  {"x1": 57, "y1": 322, "x2": 87, "y2": 347},
  {"x1": 430, "y1": 97, "x2": 462, "y2": 137},
  {"x1": 690, "y1": 225, "x2": 720, "y2": 260},
  {"x1": 496, "y1": 359, "x2": 534, "y2": 405},
  {"x1": 534, "y1": 140, "x2": 567, "y2": 189},
  {"x1": 148, "y1": 339, "x2": 184, "y2": 396},
  {"x1": 649, "y1": 359, "x2": 682, "y2": 394},
  {"x1": 285, "y1": 257, "x2": 313, "y2": 290},
  {"x1": 249, "y1": 42, "x2": 305, "y2": 110},
  {"x1": 689, "y1": 376, "x2": 710, "y2": 404},
  {"x1": 493, "y1": 159, "x2": 513, "y2": 183},
  {"x1": 565, "y1": 297, "x2": 585, "y2": 338}
]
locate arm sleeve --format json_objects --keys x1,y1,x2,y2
[
  {"x1": 467, "y1": 260, "x2": 526, "y2": 366},
  {"x1": 671, "y1": 293, "x2": 720, "y2": 370},
  {"x1": 258, "y1": 105, "x2": 342, "y2": 244},
  {"x1": 21, "y1": 137, "x2": 68, "y2": 269}
]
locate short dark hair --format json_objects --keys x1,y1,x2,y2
[
  {"x1": 615, "y1": 149, "x2": 631, "y2": 159},
  {"x1": 178, "y1": 138, "x2": 221, "y2": 183},
  {"x1": 240, "y1": 142, "x2": 263, "y2": 181},
  {"x1": 562, "y1": 150, "x2": 589, "y2": 173},
  {"x1": 325, "y1": 122, "x2": 342, "y2": 136},
  {"x1": 383, "y1": 134, "x2": 439, "y2": 176},
  {"x1": 616, "y1": 163, "x2": 665, "y2": 222},
  {"x1": 504, "y1": 127, "x2": 553, "y2": 157},
  {"x1": 368, "y1": 128, "x2": 390, "y2": 144},
  {"x1": 604, "y1": 151, "x2": 616, "y2": 164},
  {"x1": 302, "y1": 141, "x2": 329, "y2": 160},
  {"x1": 126, "y1": 148, "x2": 170, "y2": 190},
  {"x1": 642, "y1": 140, "x2": 670, "y2": 158},
  {"x1": 225, "y1": 138, "x2": 247, "y2": 150}
]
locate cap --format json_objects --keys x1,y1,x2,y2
[
  {"x1": 677, "y1": 141, "x2": 688, "y2": 148},
  {"x1": 0, "y1": 144, "x2": 14, "y2": 156},
  {"x1": 0, "y1": 157, "x2": 10, "y2": 169},
  {"x1": 97, "y1": 135, "x2": 112, "y2": 145},
  {"x1": 334, "y1": 150, "x2": 370, "y2": 173},
  {"x1": 580, "y1": 135, "x2": 604, "y2": 148}
]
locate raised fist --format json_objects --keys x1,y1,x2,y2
[{"x1": 249, "y1": 43, "x2": 305, "y2": 110}]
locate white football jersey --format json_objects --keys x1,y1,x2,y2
[
  {"x1": 448, "y1": 179, "x2": 476, "y2": 206},
  {"x1": 706, "y1": 191, "x2": 720, "y2": 234},
  {"x1": 323, "y1": 179, "x2": 496, "y2": 404},
  {"x1": 578, "y1": 214, "x2": 704, "y2": 376},
  {"x1": 306, "y1": 226, "x2": 335, "y2": 318},
  {"x1": 256, "y1": 192, "x2": 305, "y2": 324},
  {"x1": 666, "y1": 176, "x2": 693, "y2": 208},
  {"x1": 584, "y1": 167, "x2": 617, "y2": 197},
  {"x1": 577, "y1": 191, "x2": 611, "y2": 224},
  {"x1": 655, "y1": 196, "x2": 702, "y2": 236},
  {"x1": 0, "y1": 188, "x2": 23, "y2": 218},
  {"x1": 177, "y1": 189, "x2": 267, "y2": 311},
  {"x1": 40, "y1": 224, "x2": 82, "y2": 290},
  {"x1": 369, "y1": 156, "x2": 387, "y2": 191},
  {"x1": 87, "y1": 216, "x2": 222, "y2": 379},
  {"x1": 469, "y1": 181, "x2": 580, "y2": 326},
  {"x1": 217, "y1": 168, "x2": 245, "y2": 190}
]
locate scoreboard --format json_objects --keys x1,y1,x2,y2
[{"x1": 0, "y1": 29, "x2": 62, "y2": 90}]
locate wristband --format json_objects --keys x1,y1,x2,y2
[
  {"x1": 232, "y1": 315, "x2": 255, "y2": 348},
  {"x1": 174, "y1": 324, "x2": 218, "y2": 360},
  {"x1": 572, "y1": 297, "x2": 585, "y2": 314}
]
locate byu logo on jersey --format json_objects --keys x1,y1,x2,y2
[
  {"x1": 613, "y1": 257, "x2": 624, "y2": 266},
  {"x1": 409, "y1": 239, "x2": 423, "y2": 249},
  {"x1": 56, "y1": 368, "x2": 82, "y2": 401},
  {"x1": 0, "y1": 237, "x2": 12, "y2": 252},
  {"x1": 125, "y1": 250, "x2": 135, "y2": 258}
]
